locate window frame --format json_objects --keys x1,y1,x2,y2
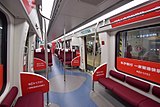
[
  {"x1": 115, "y1": 24, "x2": 160, "y2": 85},
  {"x1": 0, "y1": 11, "x2": 7, "y2": 95}
]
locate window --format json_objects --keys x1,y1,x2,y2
[
  {"x1": 0, "y1": 11, "x2": 7, "y2": 95},
  {"x1": 116, "y1": 25, "x2": 160, "y2": 84},
  {"x1": 65, "y1": 40, "x2": 71, "y2": 49},
  {"x1": 116, "y1": 26, "x2": 160, "y2": 62}
]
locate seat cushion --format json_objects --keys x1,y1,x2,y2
[
  {"x1": 1, "y1": 86, "x2": 18, "y2": 107},
  {"x1": 152, "y1": 86, "x2": 160, "y2": 98},
  {"x1": 98, "y1": 78, "x2": 123, "y2": 90},
  {"x1": 113, "y1": 85, "x2": 148, "y2": 107},
  {"x1": 15, "y1": 92, "x2": 43, "y2": 107},
  {"x1": 110, "y1": 70, "x2": 125, "y2": 82},
  {"x1": 126, "y1": 76, "x2": 150, "y2": 92},
  {"x1": 139, "y1": 99, "x2": 160, "y2": 107}
]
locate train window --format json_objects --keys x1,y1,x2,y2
[
  {"x1": 116, "y1": 25, "x2": 160, "y2": 84},
  {"x1": 0, "y1": 11, "x2": 7, "y2": 95},
  {"x1": 65, "y1": 40, "x2": 71, "y2": 49},
  {"x1": 116, "y1": 26, "x2": 160, "y2": 62}
]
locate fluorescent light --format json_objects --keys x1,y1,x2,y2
[{"x1": 0, "y1": 27, "x2": 3, "y2": 29}]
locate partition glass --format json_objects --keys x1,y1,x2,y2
[{"x1": 86, "y1": 34, "x2": 101, "y2": 72}]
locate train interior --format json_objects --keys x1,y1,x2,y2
[{"x1": 0, "y1": 0, "x2": 160, "y2": 107}]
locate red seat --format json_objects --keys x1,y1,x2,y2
[
  {"x1": 48, "y1": 50, "x2": 53, "y2": 66},
  {"x1": 98, "y1": 78, "x2": 122, "y2": 90},
  {"x1": 126, "y1": 76, "x2": 150, "y2": 92},
  {"x1": 65, "y1": 50, "x2": 72, "y2": 65},
  {"x1": 34, "y1": 49, "x2": 52, "y2": 67},
  {"x1": 110, "y1": 70, "x2": 125, "y2": 82},
  {"x1": 113, "y1": 85, "x2": 148, "y2": 107},
  {"x1": 15, "y1": 92, "x2": 43, "y2": 107},
  {"x1": 152, "y1": 86, "x2": 160, "y2": 98},
  {"x1": 97, "y1": 70, "x2": 160, "y2": 107},
  {"x1": 137, "y1": 86, "x2": 160, "y2": 107},
  {"x1": 139, "y1": 99, "x2": 160, "y2": 107},
  {"x1": 59, "y1": 49, "x2": 64, "y2": 63},
  {"x1": 0, "y1": 86, "x2": 18, "y2": 107},
  {"x1": 112, "y1": 76, "x2": 150, "y2": 107},
  {"x1": 0, "y1": 87, "x2": 44, "y2": 107}
]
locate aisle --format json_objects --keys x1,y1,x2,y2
[{"x1": 45, "y1": 55, "x2": 97, "y2": 107}]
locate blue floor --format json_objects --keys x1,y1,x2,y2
[{"x1": 44, "y1": 56, "x2": 97, "y2": 107}]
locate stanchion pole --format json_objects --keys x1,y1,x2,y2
[
  {"x1": 92, "y1": 79, "x2": 95, "y2": 91},
  {"x1": 63, "y1": 28, "x2": 66, "y2": 82},
  {"x1": 92, "y1": 22, "x2": 99, "y2": 92},
  {"x1": 38, "y1": 5, "x2": 52, "y2": 107},
  {"x1": 44, "y1": 18, "x2": 51, "y2": 107}
]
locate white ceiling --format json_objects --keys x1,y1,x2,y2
[{"x1": 47, "y1": 0, "x2": 133, "y2": 42}]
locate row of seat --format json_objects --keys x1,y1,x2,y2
[
  {"x1": 34, "y1": 49, "x2": 52, "y2": 66},
  {"x1": 54, "y1": 48, "x2": 77, "y2": 66},
  {"x1": 98, "y1": 70, "x2": 160, "y2": 107},
  {"x1": 0, "y1": 86, "x2": 43, "y2": 107}
]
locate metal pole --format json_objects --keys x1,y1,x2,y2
[
  {"x1": 38, "y1": 5, "x2": 51, "y2": 107},
  {"x1": 24, "y1": 46, "x2": 28, "y2": 72},
  {"x1": 63, "y1": 28, "x2": 66, "y2": 82},
  {"x1": 92, "y1": 23, "x2": 99, "y2": 91},
  {"x1": 44, "y1": 18, "x2": 50, "y2": 107}
]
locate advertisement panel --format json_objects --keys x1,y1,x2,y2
[
  {"x1": 117, "y1": 57, "x2": 160, "y2": 84},
  {"x1": 71, "y1": 56, "x2": 80, "y2": 67},
  {"x1": 34, "y1": 58, "x2": 46, "y2": 71},
  {"x1": 93, "y1": 63, "x2": 107, "y2": 81},
  {"x1": 110, "y1": 1, "x2": 160, "y2": 28},
  {"x1": 20, "y1": 72, "x2": 49, "y2": 96}
]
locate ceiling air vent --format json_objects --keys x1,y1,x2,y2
[{"x1": 79, "y1": 0, "x2": 106, "y2": 6}]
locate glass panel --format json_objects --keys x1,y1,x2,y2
[
  {"x1": 0, "y1": 11, "x2": 7, "y2": 95},
  {"x1": 0, "y1": 15, "x2": 3, "y2": 92},
  {"x1": 86, "y1": 35, "x2": 101, "y2": 72},
  {"x1": 117, "y1": 26, "x2": 160, "y2": 63},
  {"x1": 116, "y1": 25, "x2": 160, "y2": 84},
  {"x1": 65, "y1": 40, "x2": 71, "y2": 49}
]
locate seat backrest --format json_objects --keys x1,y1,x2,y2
[
  {"x1": 126, "y1": 76, "x2": 150, "y2": 92},
  {"x1": 152, "y1": 86, "x2": 160, "y2": 98},
  {"x1": 34, "y1": 50, "x2": 45, "y2": 61},
  {"x1": 48, "y1": 51, "x2": 52, "y2": 64},
  {"x1": 65, "y1": 50, "x2": 72, "y2": 61},
  {"x1": 34, "y1": 49, "x2": 52, "y2": 64},
  {"x1": 0, "y1": 86, "x2": 18, "y2": 107},
  {"x1": 59, "y1": 49, "x2": 64, "y2": 59},
  {"x1": 109, "y1": 70, "x2": 125, "y2": 82}
]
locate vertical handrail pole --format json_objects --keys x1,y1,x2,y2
[
  {"x1": 63, "y1": 28, "x2": 66, "y2": 81},
  {"x1": 44, "y1": 19, "x2": 50, "y2": 106},
  {"x1": 38, "y1": 5, "x2": 51, "y2": 107},
  {"x1": 92, "y1": 22, "x2": 99, "y2": 91},
  {"x1": 23, "y1": 46, "x2": 28, "y2": 72}
]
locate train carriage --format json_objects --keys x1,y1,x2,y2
[{"x1": 0, "y1": 0, "x2": 160, "y2": 107}]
